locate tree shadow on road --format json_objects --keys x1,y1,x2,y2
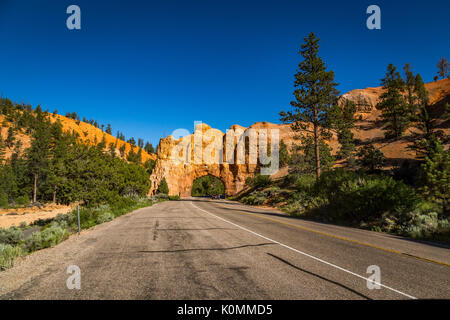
[
  {"x1": 137, "y1": 242, "x2": 275, "y2": 254},
  {"x1": 267, "y1": 253, "x2": 372, "y2": 300}
]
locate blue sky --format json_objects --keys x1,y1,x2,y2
[{"x1": 0, "y1": 0, "x2": 449, "y2": 146}]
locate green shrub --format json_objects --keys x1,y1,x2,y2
[
  {"x1": 356, "y1": 143, "x2": 385, "y2": 171},
  {"x1": 316, "y1": 169, "x2": 419, "y2": 221},
  {"x1": 26, "y1": 223, "x2": 69, "y2": 252},
  {"x1": 153, "y1": 193, "x2": 169, "y2": 200},
  {"x1": 158, "y1": 178, "x2": 169, "y2": 194},
  {"x1": 0, "y1": 227, "x2": 24, "y2": 246},
  {"x1": 294, "y1": 174, "x2": 316, "y2": 192},
  {"x1": 245, "y1": 174, "x2": 271, "y2": 188},
  {"x1": 110, "y1": 197, "x2": 137, "y2": 215},
  {"x1": 241, "y1": 195, "x2": 265, "y2": 205},
  {"x1": 169, "y1": 195, "x2": 180, "y2": 201},
  {"x1": 0, "y1": 244, "x2": 23, "y2": 270},
  {"x1": 96, "y1": 211, "x2": 114, "y2": 224},
  {"x1": 15, "y1": 195, "x2": 29, "y2": 206},
  {"x1": 400, "y1": 211, "x2": 450, "y2": 241},
  {"x1": 53, "y1": 212, "x2": 76, "y2": 226},
  {"x1": 283, "y1": 190, "x2": 328, "y2": 216}
]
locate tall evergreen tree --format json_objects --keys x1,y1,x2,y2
[
  {"x1": 0, "y1": 134, "x2": 5, "y2": 163},
  {"x1": 144, "y1": 159, "x2": 156, "y2": 174},
  {"x1": 127, "y1": 137, "x2": 136, "y2": 146},
  {"x1": 376, "y1": 64, "x2": 410, "y2": 138},
  {"x1": 280, "y1": 32, "x2": 339, "y2": 179},
  {"x1": 5, "y1": 127, "x2": 15, "y2": 149},
  {"x1": 136, "y1": 148, "x2": 142, "y2": 163},
  {"x1": 410, "y1": 73, "x2": 438, "y2": 158},
  {"x1": 279, "y1": 140, "x2": 290, "y2": 167},
  {"x1": 26, "y1": 116, "x2": 52, "y2": 203},
  {"x1": 119, "y1": 144, "x2": 126, "y2": 158},
  {"x1": 144, "y1": 142, "x2": 154, "y2": 154},
  {"x1": 105, "y1": 124, "x2": 112, "y2": 135},
  {"x1": 328, "y1": 100, "x2": 356, "y2": 160},
  {"x1": 403, "y1": 63, "x2": 417, "y2": 117},
  {"x1": 421, "y1": 140, "x2": 449, "y2": 216},
  {"x1": 108, "y1": 142, "x2": 116, "y2": 158},
  {"x1": 98, "y1": 135, "x2": 107, "y2": 150},
  {"x1": 437, "y1": 57, "x2": 449, "y2": 79},
  {"x1": 49, "y1": 122, "x2": 76, "y2": 203}
]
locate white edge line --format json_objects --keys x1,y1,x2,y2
[{"x1": 190, "y1": 201, "x2": 417, "y2": 300}]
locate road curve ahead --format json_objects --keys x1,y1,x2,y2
[{"x1": 1, "y1": 198, "x2": 449, "y2": 299}]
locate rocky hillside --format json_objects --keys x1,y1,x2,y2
[
  {"x1": 0, "y1": 111, "x2": 156, "y2": 163},
  {"x1": 341, "y1": 78, "x2": 450, "y2": 164}
]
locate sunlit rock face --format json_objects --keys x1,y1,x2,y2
[{"x1": 148, "y1": 122, "x2": 287, "y2": 197}]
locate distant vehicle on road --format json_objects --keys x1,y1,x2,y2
[{"x1": 210, "y1": 194, "x2": 225, "y2": 200}]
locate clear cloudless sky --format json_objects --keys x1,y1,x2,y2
[{"x1": 0, "y1": 0, "x2": 449, "y2": 146}]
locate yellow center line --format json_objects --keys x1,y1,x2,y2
[{"x1": 212, "y1": 201, "x2": 450, "y2": 268}]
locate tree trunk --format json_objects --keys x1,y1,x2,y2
[
  {"x1": 313, "y1": 106, "x2": 321, "y2": 180},
  {"x1": 53, "y1": 185, "x2": 57, "y2": 204},
  {"x1": 33, "y1": 173, "x2": 38, "y2": 203}
]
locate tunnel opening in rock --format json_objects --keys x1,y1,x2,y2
[{"x1": 191, "y1": 175, "x2": 225, "y2": 197}]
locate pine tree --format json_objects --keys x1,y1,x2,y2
[
  {"x1": 356, "y1": 144, "x2": 385, "y2": 172},
  {"x1": 119, "y1": 144, "x2": 126, "y2": 158},
  {"x1": 437, "y1": 57, "x2": 449, "y2": 79},
  {"x1": 105, "y1": 124, "x2": 112, "y2": 135},
  {"x1": 410, "y1": 73, "x2": 438, "y2": 158},
  {"x1": 289, "y1": 137, "x2": 334, "y2": 174},
  {"x1": 376, "y1": 64, "x2": 410, "y2": 138},
  {"x1": 421, "y1": 140, "x2": 449, "y2": 215},
  {"x1": 0, "y1": 133, "x2": 5, "y2": 163},
  {"x1": 136, "y1": 148, "x2": 142, "y2": 163},
  {"x1": 127, "y1": 137, "x2": 136, "y2": 146},
  {"x1": 279, "y1": 140, "x2": 290, "y2": 167},
  {"x1": 144, "y1": 142, "x2": 155, "y2": 154},
  {"x1": 5, "y1": 127, "x2": 15, "y2": 148},
  {"x1": 108, "y1": 142, "x2": 116, "y2": 158},
  {"x1": 98, "y1": 136, "x2": 107, "y2": 150},
  {"x1": 144, "y1": 159, "x2": 156, "y2": 174},
  {"x1": 26, "y1": 117, "x2": 52, "y2": 203},
  {"x1": 158, "y1": 178, "x2": 169, "y2": 194},
  {"x1": 403, "y1": 63, "x2": 417, "y2": 117},
  {"x1": 47, "y1": 122, "x2": 72, "y2": 203},
  {"x1": 280, "y1": 32, "x2": 339, "y2": 180},
  {"x1": 328, "y1": 100, "x2": 356, "y2": 160}
]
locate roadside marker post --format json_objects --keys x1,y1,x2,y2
[{"x1": 77, "y1": 205, "x2": 81, "y2": 235}]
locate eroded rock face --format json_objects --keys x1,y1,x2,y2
[
  {"x1": 148, "y1": 123, "x2": 287, "y2": 197},
  {"x1": 338, "y1": 78, "x2": 450, "y2": 121},
  {"x1": 149, "y1": 79, "x2": 450, "y2": 197}
]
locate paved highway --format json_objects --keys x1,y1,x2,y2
[{"x1": 0, "y1": 198, "x2": 449, "y2": 299}]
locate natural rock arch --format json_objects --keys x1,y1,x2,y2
[
  {"x1": 148, "y1": 122, "x2": 287, "y2": 197},
  {"x1": 190, "y1": 174, "x2": 226, "y2": 196}
]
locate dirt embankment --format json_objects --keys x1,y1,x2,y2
[{"x1": 0, "y1": 204, "x2": 76, "y2": 229}]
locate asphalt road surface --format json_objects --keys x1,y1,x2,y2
[{"x1": 1, "y1": 198, "x2": 449, "y2": 300}]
